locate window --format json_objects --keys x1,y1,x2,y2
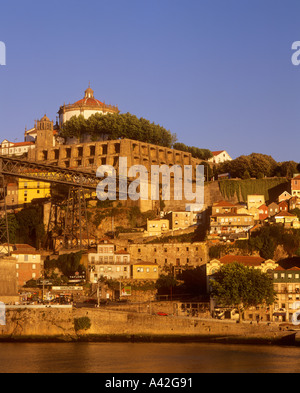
[{"x1": 32, "y1": 264, "x2": 36, "y2": 270}]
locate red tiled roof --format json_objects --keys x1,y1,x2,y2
[
  {"x1": 219, "y1": 255, "x2": 265, "y2": 266},
  {"x1": 11, "y1": 243, "x2": 40, "y2": 255},
  {"x1": 211, "y1": 212, "x2": 252, "y2": 217},
  {"x1": 212, "y1": 150, "x2": 225, "y2": 156},
  {"x1": 274, "y1": 266, "x2": 300, "y2": 272},
  {"x1": 214, "y1": 200, "x2": 235, "y2": 207},
  {"x1": 134, "y1": 261, "x2": 157, "y2": 266},
  {"x1": 275, "y1": 211, "x2": 297, "y2": 217},
  {"x1": 72, "y1": 97, "x2": 104, "y2": 107},
  {"x1": 258, "y1": 204, "x2": 268, "y2": 209},
  {"x1": 14, "y1": 141, "x2": 34, "y2": 146}
]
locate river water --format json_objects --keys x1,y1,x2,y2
[{"x1": 0, "y1": 342, "x2": 300, "y2": 373}]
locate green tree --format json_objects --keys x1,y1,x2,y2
[{"x1": 210, "y1": 262, "x2": 276, "y2": 321}]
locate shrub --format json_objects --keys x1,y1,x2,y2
[{"x1": 74, "y1": 316, "x2": 91, "y2": 332}]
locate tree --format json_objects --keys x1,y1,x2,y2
[
  {"x1": 218, "y1": 153, "x2": 278, "y2": 179},
  {"x1": 60, "y1": 112, "x2": 177, "y2": 149},
  {"x1": 210, "y1": 262, "x2": 276, "y2": 322}
]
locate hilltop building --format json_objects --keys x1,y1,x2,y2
[
  {"x1": 58, "y1": 85, "x2": 119, "y2": 127},
  {"x1": 208, "y1": 150, "x2": 232, "y2": 164}
]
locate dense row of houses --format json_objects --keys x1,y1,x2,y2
[
  {"x1": 209, "y1": 184, "x2": 300, "y2": 241},
  {"x1": 4, "y1": 238, "x2": 300, "y2": 322}
]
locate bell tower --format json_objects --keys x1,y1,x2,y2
[{"x1": 35, "y1": 115, "x2": 54, "y2": 150}]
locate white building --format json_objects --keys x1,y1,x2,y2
[
  {"x1": 57, "y1": 85, "x2": 119, "y2": 127},
  {"x1": 0, "y1": 139, "x2": 35, "y2": 156},
  {"x1": 208, "y1": 150, "x2": 232, "y2": 164},
  {"x1": 88, "y1": 239, "x2": 131, "y2": 283}
]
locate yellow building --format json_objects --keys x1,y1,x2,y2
[
  {"x1": 146, "y1": 219, "x2": 169, "y2": 237},
  {"x1": 274, "y1": 212, "x2": 299, "y2": 228},
  {"x1": 18, "y1": 178, "x2": 51, "y2": 204},
  {"x1": 131, "y1": 261, "x2": 159, "y2": 280},
  {"x1": 247, "y1": 195, "x2": 265, "y2": 210}
]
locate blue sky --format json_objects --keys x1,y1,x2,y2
[{"x1": 0, "y1": 0, "x2": 300, "y2": 162}]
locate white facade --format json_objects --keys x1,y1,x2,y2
[
  {"x1": 88, "y1": 240, "x2": 131, "y2": 283},
  {"x1": 58, "y1": 86, "x2": 119, "y2": 127},
  {"x1": 0, "y1": 139, "x2": 35, "y2": 156},
  {"x1": 208, "y1": 150, "x2": 232, "y2": 164}
]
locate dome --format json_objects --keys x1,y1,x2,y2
[{"x1": 58, "y1": 85, "x2": 119, "y2": 126}]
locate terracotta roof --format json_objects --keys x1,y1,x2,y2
[
  {"x1": 275, "y1": 211, "x2": 297, "y2": 217},
  {"x1": 72, "y1": 97, "x2": 104, "y2": 108},
  {"x1": 14, "y1": 141, "x2": 34, "y2": 147},
  {"x1": 211, "y1": 212, "x2": 253, "y2": 217},
  {"x1": 274, "y1": 266, "x2": 300, "y2": 272},
  {"x1": 278, "y1": 201, "x2": 289, "y2": 206},
  {"x1": 1, "y1": 141, "x2": 34, "y2": 147},
  {"x1": 258, "y1": 204, "x2": 268, "y2": 209},
  {"x1": 11, "y1": 244, "x2": 40, "y2": 255},
  {"x1": 214, "y1": 201, "x2": 236, "y2": 207},
  {"x1": 219, "y1": 255, "x2": 265, "y2": 266},
  {"x1": 212, "y1": 150, "x2": 225, "y2": 156},
  {"x1": 134, "y1": 261, "x2": 157, "y2": 266}
]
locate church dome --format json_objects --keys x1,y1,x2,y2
[{"x1": 58, "y1": 85, "x2": 119, "y2": 126}]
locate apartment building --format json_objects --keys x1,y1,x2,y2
[{"x1": 10, "y1": 244, "x2": 42, "y2": 287}]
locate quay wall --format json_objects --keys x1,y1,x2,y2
[{"x1": 0, "y1": 307, "x2": 291, "y2": 344}]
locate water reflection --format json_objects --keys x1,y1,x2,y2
[{"x1": 0, "y1": 342, "x2": 300, "y2": 373}]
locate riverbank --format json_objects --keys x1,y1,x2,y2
[{"x1": 0, "y1": 306, "x2": 298, "y2": 346}]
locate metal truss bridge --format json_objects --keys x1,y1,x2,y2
[
  {"x1": 0, "y1": 156, "x2": 99, "y2": 189},
  {"x1": 0, "y1": 157, "x2": 102, "y2": 254}
]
